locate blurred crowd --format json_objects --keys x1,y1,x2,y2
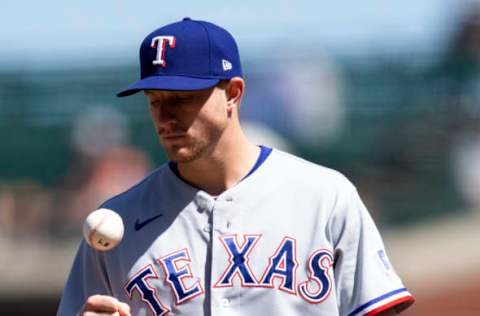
[{"x1": 0, "y1": 106, "x2": 152, "y2": 239}]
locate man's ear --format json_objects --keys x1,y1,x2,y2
[{"x1": 225, "y1": 77, "x2": 245, "y2": 112}]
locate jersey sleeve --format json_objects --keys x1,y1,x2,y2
[
  {"x1": 56, "y1": 241, "x2": 112, "y2": 316},
  {"x1": 327, "y1": 185, "x2": 414, "y2": 316}
]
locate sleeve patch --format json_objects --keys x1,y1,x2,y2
[{"x1": 376, "y1": 249, "x2": 391, "y2": 271}]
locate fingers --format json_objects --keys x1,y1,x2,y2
[
  {"x1": 118, "y1": 302, "x2": 131, "y2": 316},
  {"x1": 80, "y1": 295, "x2": 131, "y2": 316},
  {"x1": 84, "y1": 295, "x2": 118, "y2": 312}
]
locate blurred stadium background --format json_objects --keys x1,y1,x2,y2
[{"x1": 1, "y1": 0, "x2": 480, "y2": 314}]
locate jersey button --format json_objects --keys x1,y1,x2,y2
[
  {"x1": 220, "y1": 298, "x2": 230, "y2": 307},
  {"x1": 203, "y1": 224, "x2": 212, "y2": 233},
  {"x1": 194, "y1": 191, "x2": 213, "y2": 212}
]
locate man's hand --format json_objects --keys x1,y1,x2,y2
[{"x1": 78, "y1": 295, "x2": 131, "y2": 316}]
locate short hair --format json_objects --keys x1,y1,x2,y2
[{"x1": 216, "y1": 79, "x2": 230, "y2": 90}]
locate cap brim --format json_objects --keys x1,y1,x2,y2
[{"x1": 117, "y1": 75, "x2": 220, "y2": 97}]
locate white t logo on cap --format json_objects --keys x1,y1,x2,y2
[{"x1": 151, "y1": 36, "x2": 176, "y2": 67}]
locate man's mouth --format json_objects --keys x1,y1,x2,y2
[{"x1": 161, "y1": 133, "x2": 187, "y2": 140}]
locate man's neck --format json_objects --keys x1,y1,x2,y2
[{"x1": 176, "y1": 135, "x2": 260, "y2": 196}]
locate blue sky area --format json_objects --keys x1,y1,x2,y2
[{"x1": 0, "y1": 0, "x2": 469, "y2": 68}]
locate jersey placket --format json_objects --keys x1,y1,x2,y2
[{"x1": 210, "y1": 194, "x2": 238, "y2": 316}]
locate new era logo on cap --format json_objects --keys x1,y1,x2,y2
[
  {"x1": 117, "y1": 17, "x2": 243, "y2": 97},
  {"x1": 222, "y1": 59, "x2": 232, "y2": 71}
]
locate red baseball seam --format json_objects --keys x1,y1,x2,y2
[{"x1": 88, "y1": 212, "x2": 108, "y2": 247}]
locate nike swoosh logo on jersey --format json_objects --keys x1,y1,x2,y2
[{"x1": 134, "y1": 214, "x2": 163, "y2": 231}]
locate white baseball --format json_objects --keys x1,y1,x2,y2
[{"x1": 83, "y1": 208, "x2": 124, "y2": 251}]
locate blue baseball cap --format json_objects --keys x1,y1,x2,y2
[{"x1": 117, "y1": 18, "x2": 243, "y2": 97}]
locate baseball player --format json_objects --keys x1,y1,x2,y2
[{"x1": 57, "y1": 18, "x2": 414, "y2": 316}]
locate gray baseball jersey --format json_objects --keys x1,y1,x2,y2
[{"x1": 57, "y1": 147, "x2": 414, "y2": 316}]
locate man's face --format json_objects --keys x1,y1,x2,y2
[{"x1": 145, "y1": 86, "x2": 230, "y2": 163}]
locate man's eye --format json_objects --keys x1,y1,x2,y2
[
  {"x1": 150, "y1": 96, "x2": 194, "y2": 107},
  {"x1": 174, "y1": 96, "x2": 194, "y2": 104}
]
